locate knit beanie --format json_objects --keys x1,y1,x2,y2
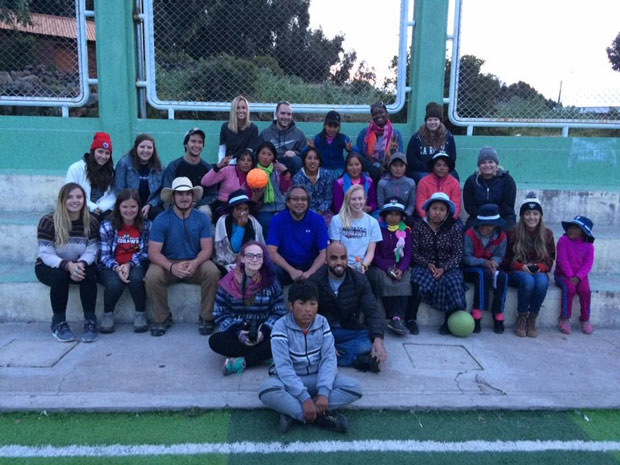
[
  {"x1": 90, "y1": 132, "x2": 112, "y2": 153},
  {"x1": 519, "y1": 192, "x2": 543, "y2": 216},
  {"x1": 425, "y1": 102, "x2": 443, "y2": 121},
  {"x1": 478, "y1": 146, "x2": 499, "y2": 165}
]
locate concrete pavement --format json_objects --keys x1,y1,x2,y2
[{"x1": 1, "y1": 321, "x2": 619, "y2": 412}]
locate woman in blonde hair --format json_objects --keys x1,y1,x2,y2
[
  {"x1": 328, "y1": 184, "x2": 382, "y2": 273},
  {"x1": 502, "y1": 194, "x2": 555, "y2": 338},
  {"x1": 35, "y1": 183, "x2": 100, "y2": 343},
  {"x1": 217, "y1": 95, "x2": 260, "y2": 165}
]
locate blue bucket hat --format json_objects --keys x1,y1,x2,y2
[
  {"x1": 421, "y1": 192, "x2": 456, "y2": 217},
  {"x1": 473, "y1": 203, "x2": 506, "y2": 229},
  {"x1": 561, "y1": 215, "x2": 595, "y2": 242}
]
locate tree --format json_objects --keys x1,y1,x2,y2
[
  {"x1": 607, "y1": 31, "x2": 620, "y2": 72},
  {"x1": 0, "y1": 0, "x2": 30, "y2": 25}
]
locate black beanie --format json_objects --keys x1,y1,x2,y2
[
  {"x1": 425, "y1": 102, "x2": 443, "y2": 121},
  {"x1": 519, "y1": 193, "x2": 543, "y2": 216}
]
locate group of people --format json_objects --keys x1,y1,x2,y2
[{"x1": 35, "y1": 97, "x2": 596, "y2": 433}]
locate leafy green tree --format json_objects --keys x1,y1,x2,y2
[
  {"x1": 607, "y1": 31, "x2": 620, "y2": 72},
  {"x1": 0, "y1": 0, "x2": 30, "y2": 25}
]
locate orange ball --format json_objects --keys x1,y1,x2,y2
[{"x1": 246, "y1": 168, "x2": 269, "y2": 189}]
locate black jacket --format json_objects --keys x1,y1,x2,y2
[
  {"x1": 463, "y1": 169, "x2": 517, "y2": 229},
  {"x1": 308, "y1": 265, "x2": 385, "y2": 340}
]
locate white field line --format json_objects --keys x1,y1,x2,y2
[{"x1": 2, "y1": 440, "x2": 620, "y2": 458}]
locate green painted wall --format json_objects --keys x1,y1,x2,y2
[{"x1": 0, "y1": 0, "x2": 618, "y2": 189}]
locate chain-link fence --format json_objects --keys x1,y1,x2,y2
[
  {"x1": 0, "y1": 0, "x2": 92, "y2": 107},
  {"x1": 144, "y1": 0, "x2": 409, "y2": 114},
  {"x1": 450, "y1": 0, "x2": 620, "y2": 126}
]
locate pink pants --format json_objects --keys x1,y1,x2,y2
[{"x1": 555, "y1": 275, "x2": 591, "y2": 321}]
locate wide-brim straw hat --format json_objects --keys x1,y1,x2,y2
[{"x1": 160, "y1": 177, "x2": 203, "y2": 205}]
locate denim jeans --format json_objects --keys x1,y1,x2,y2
[
  {"x1": 331, "y1": 326, "x2": 372, "y2": 367},
  {"x1": 256, "y1": 211, "x2": 274, "y2": 238},
  {"x1": 508, "y1": 271, "x2": 549, "y2": 314},
  {"x1": 97, "y1": 266, "x2": 147, "y2": 313}
]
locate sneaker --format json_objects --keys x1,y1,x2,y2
[
  {"x1": 581, "y1": 321, "x2": 593, "y2": 335},
  {"x1": 406, "y1": 320, "x2": 419, "y2": 335},
  {"x1": 199, "y1": 318, "x2": 215, "y2": 336},
  {"x1": 150, "y1": 315, "x2": 173, "y2": 337},
  {"x1": 493, "y1": 319, "x2": 505, "y2": 334},
  {"x1": 134, "y1": 311, "x2": 148, "y2": 333},
  {"x1": 439, "y1": 321, "x2": 450, "y2": 335},
  {"x1": 352, "y1": 354, "x2": 380, "y2": 373},
  {"x1": 52, "y1": 321, "x2": 75, "y2": 343},
  {"x1": 473, "y1": 318, "x2": 481, "y2": 333},
  {"x1": 279, "y1": 414, "x2": 294, "y2": 434},
  {"x1": 315, "y1": 412, "x2": 348, "y2": 434},
  {"x1": 387, "y1": 317, "x2": 408, "y2": 336},
  {"x1": 559, "y1": 319, "x2": 571, "y2": 335},
  {"x1": 100, "y1": 312, "x2": 115, "y2": 334},
  {"x1": 223, "y1": 357, "x2": 245, "y2": 376},
  {"x1": 81, "y1": 320, "x2": 98, "y2": 343}
]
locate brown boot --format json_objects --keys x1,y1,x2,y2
[
  {"x1": 514, "y1": 312, "x2": 527, "y2": 337},
  {"x1": 526, "y1": 313, "x2": 538, "y2": 338}
]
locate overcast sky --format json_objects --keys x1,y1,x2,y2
[{"x1": 309, "y1": 0, "x2": 620, "y2": 106}]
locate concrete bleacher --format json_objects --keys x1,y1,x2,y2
[{"x1": 1, "y1": 174, "x2": 619, "y2": 330}]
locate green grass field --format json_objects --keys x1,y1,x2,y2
[{"x1": 1, "y1": 409, "x2": 620, "y2": 465}]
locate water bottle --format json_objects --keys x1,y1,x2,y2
[{"x1": 354, "y1": 256, "x2": 362, "y2": 272}]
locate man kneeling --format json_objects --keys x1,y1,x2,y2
[{"x1": 258, "y1": 281, "x2": 362, "y2": 434}]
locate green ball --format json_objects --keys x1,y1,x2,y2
[{"x1": 447, "y1": 311, "x2": 475, "y2": 337}]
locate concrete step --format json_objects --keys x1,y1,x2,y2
[
  {"x1": 2, "y1": 210, "x2": 618, "y2": 274},
  {"x1": 1, "y1": 263, "x2": 618, "y2": 330},
  {"x1": 2, "y1": 174, "x2": 620, "y2": 226}
]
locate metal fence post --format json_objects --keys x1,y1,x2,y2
[
  {"x1": 94, "y1": 0, "x2": 138, "y2": 151},
  {"x1": 408, "y1": 0, "x2": 450, "y2": 129}
]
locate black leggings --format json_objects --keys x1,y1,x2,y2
[
  {"x1": 208, "y1": 330, "x2": 272, "y2": 367},
  {"x1": 35, "y1": 263, "x2": 98, "y2": 325}
]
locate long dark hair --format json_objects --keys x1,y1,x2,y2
[
  {"x1": 85, "y1": 149, "x2": 114, "y2": 191},
  {"x1": 129, "y1": 134, "x2": 162, "y2": 171},
  {"x1": 110, "y1": 188, "x2": 145, "y2": 231},
  {"x1": 301, "y1": 146, "x2": 322, "y2": 169},
  {"x1": 254, "y1": 140, "x2": 277, "y2": 166}
]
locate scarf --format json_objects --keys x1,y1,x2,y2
[
  {"x1": 235, "y1": 166, "x2": 247, "y2": 190},
  {"x1": 342, "y1": 173, "x2": 369, "y2": 198},
  {"x1": 364, "y1": 119, "x2": 393, "y2": 163},
  {"x1": 258, "y1": 163, "x2": 275, "y2": 204},
  {"x1": 219, "y1": 266, "x2": 264, "y2": 300}
]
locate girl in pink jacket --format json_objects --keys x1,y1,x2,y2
[
  {"x1": 554, "y1": 216, "x2": 595, "y2": 335},
  {"x1": 415, "y1": 151, "x2": 460, "y2": 219}
]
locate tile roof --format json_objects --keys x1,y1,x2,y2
[{"x1": 0, "y1": 12, "x2": 95, "y2": 41}]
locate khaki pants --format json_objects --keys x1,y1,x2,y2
[{"x1": 145, "y1": 260, "x2": 220, "y2": 324}]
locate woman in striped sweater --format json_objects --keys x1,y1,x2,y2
[
  {"x1": 35, "y1": 183, "x2": 100, "y2": 343},
  {"x1": 209, "y1": 241, "x2": 286, "y2": 375}
]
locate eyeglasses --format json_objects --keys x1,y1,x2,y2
[
  {"x1": 289, "y1": 196, "x2": 308, "y2": 202},
  {"x1": 244, "y1": 253, "x2": 264, "y2": 261}
]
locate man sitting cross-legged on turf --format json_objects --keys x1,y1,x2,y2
[
  {"x1": 308, "y1": 242, "x2": 387, "y2": 372},
  {"x1": 259, "y1": 281, "x2": 362, "y2": 434},
  {"x1": 145, "y1": 177, "x2": 220, "y2": 336}
]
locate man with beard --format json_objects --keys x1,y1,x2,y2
[
  {"x1": 267, "y1": 185, "x2": 328, "y2": 285},
  {"x1": 159, "y1": 128, "x2": 217, "y2": 219},
  {"x1": 145, "y1": 177, "x2": 220, "y2": 336},
  {"x1": 308, "y1": 242, "x2": 387, "y2": 373}
]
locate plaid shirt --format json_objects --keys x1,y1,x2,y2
[{"x1": 98, "y1": 219, "x2": 151, "y2": 270}]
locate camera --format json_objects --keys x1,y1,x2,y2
[{"x1": 243, "y1": 320, "x2": 258, "y2": 342}]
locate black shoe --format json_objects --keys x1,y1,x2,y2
[
  {"x1": 150, "y1": 315, "x2": 173, "y2": 337},
  {"x1": 81, "y1": 320, "x2": 98, "y2": 343},
  {"x1": 387, "y1": 317, "x2": 408, "y2": 336},
  {"x1": 473, "y1": 318, "x2": 481, "y2": 333},
  {"x1": 279, "y1": 414, "x2": 294, "y2": 434},
  {"x1": 352, "y1": 354, "x2": 380, "y2": 373},
  {"x1": 406, "y1": 320, "x2": 419, "y2": 335},
  {"x1": 439, "y1": 321, "x2": 450, "y2": 335},
  {"x1": 493, "y1": 319, "x2": 505, "y2": 334},
  {"x1": 199, "y1": 318, "x2": 215, "y2": 335},
  {"x1": 315, "y1": 412, "x2": 348, "y2": 434}
]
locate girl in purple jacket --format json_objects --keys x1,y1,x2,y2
[{"x1": 555, "y1": 216, "x2": 595, "y2": 335}]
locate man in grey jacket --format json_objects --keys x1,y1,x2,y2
[
  {"x1": 258, "y1": 281, "x2": 362, "y2": 434},
  {"x1": 259, "y1": 101, "x2": 306, "y2": 175}
]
